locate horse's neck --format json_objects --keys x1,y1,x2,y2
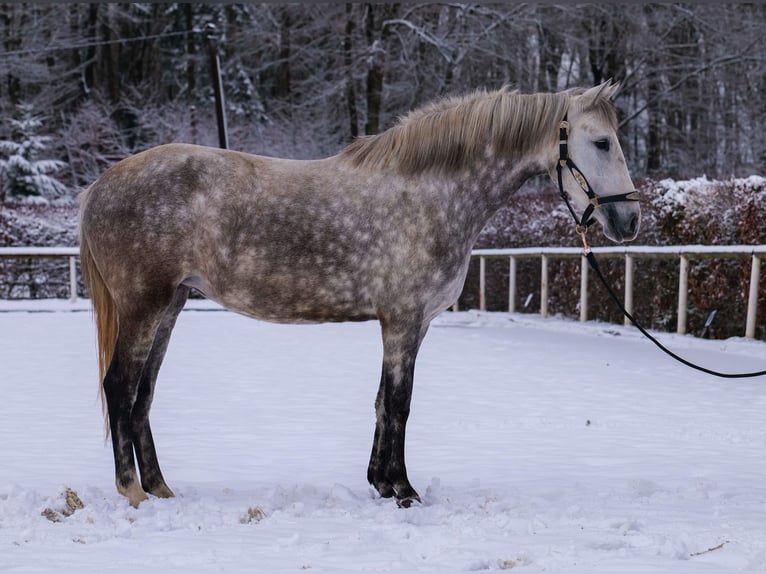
[
  {"x1": 448, "y1": 155, "x2": 548, "y2": 243},
  {"x1": 435, "y1": 109, "x2": 555, "y2": 240}
]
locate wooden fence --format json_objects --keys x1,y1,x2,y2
[
  {"x1": 1, "y1": 244, "x2": 764, "y2": 338},
  {"x1": 471, "y1": 245, "x2": 766, "y2": 338},
  {"x1": 0, "y1": 247, "x2": 80, "y2": 302}
]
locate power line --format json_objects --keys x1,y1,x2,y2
[{"x1": 0, "y1": 29, "x2": 196, "y2": 60}]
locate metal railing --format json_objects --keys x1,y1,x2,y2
[
  {"x1": 471, "y1": 245, "x2": 766, "y2": 338},
  {"x1": 1, "y1": 244, "x2": 764, "y2": 338}
]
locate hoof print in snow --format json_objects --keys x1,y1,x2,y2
[
  {"x1": 63, "y1": 488, "x2": 84, "y2": 515},
  {"x1": 41, "y1": 488, "x2": 85, "y2": 523},
  {"x1": 240, "y1": 506, "x2": 267, "y2": 524},
  {"x1": 41, "y1": 508, "x2": 62, "y2": 523}
]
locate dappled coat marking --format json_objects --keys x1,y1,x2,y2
[{"x1": 79, "y1": 82, "x2": 640, "y2": 508}]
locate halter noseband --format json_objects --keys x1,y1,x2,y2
[{"x1": 556, "y1": 115, "x2": 640, "y2": 236}]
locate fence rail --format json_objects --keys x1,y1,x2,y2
[
  {"x1": 1, "y1": 245, "x2": 764, "y2": 338},
  {"x1": 0, "y1": 247, "x2": 80, "y2": 302},
  {"x1": 471, "y1": 245, "x2": 766, "y2": 338}
]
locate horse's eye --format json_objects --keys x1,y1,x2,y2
[{"x1": 594, "y1": 139, "x2": 610, "y2": 152}]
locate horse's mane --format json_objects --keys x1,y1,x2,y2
[{"x1": 339, "y1": 86, "x2": 618, "y2": 175}]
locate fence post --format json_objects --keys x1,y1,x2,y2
[
  {"x1": 508, "y1": 256, "x2": 516, "y2": 313},
  {"x1": 579, "y1": 254, "x2": 588, "y2": 322},
  {"x1": 68, "y1": 256, "x2": 77, "y2": 302},
  {"x1": 677, "y1": 255, "x2": 689, "y2": 335},
  {"x1": 624, "y1": 254, "x2": 634, "y2": 326},
  {"x1": 479, "y1": 256, "x2": 486, "y2": 311},
  {"x1": 746, "y1": 255, "x2": 761, "y2": 338},
  {"x1": 540, "y1": 254, "x2": 549, "y2": 318}
]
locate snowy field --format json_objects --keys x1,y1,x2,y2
[{"x1": 2, "y1": 299, "x2": 766, "y2": 573}]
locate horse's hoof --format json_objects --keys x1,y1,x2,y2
[
  {"x1": 148, "y1": 484, "x2": 175, "y2": 499},
  {"x1": 396, "y1": 494, "x2": 421, "y2": 509},
  {"x1": 371, "y1": 480, "x2": 396, "y2": 499},
  {"x1": 395, "y1": 486, "x2": 421, "y2": 508},
  {"x1": 126, "y1": 487, "x2": 149, "y2": 508}
]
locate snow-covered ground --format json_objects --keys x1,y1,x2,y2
[{"x1": 2, "y1": 299, "x2": 766, "y2": 573}]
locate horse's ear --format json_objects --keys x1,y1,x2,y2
[
  {"x1": 581, "y1": 79, "x2": 621, "y2": 106},
  {"x1": 602, "y1": 79, "x2": 621, "y2": 100}
]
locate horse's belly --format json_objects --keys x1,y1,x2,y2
[{"x1": 183, "y1": 273, "x2": 377, "y2": 324}]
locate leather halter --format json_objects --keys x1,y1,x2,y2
[{"x1": 556, "y1": 115, "x2": 640, "y2": 234}]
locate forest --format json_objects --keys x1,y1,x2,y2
[
  {"x1": 1, "y1": 2, "x2": 766, "y2": 196},
  {"x1": 1, "y1": 3, "x2": 765, "y2": 339}
]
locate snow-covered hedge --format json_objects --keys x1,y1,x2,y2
[
  {"x1": 642, "y1": 175, "x2": 766, "y2": 246},
  {"x1": 467, "y1": 175, "x2": 766, "y2": 340}
]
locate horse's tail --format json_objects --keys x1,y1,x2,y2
[{"x1": 79, "y1": 188, "x2": 117, "y2": 439}]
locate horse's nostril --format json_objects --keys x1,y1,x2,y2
[{"x1": 627, "y1": 214, "x2": 638, "y2": 236}]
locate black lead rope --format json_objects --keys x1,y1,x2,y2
[
  {"x1": 584, "y1": 248, "x2": 766, "y2": 379},
  {"x1": 557, "y1": 116, "x2": 766, "y2": 378}
]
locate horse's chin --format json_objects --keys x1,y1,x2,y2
[
  {"x1": 604, "y1": 231, "x2": 628, "y2": 244},
  {"x1": 602, "y1": 224, "x2": 639, "y2": 244}
]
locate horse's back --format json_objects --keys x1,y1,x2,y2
[
  {"x1": 80, "y1": 143, "x2": 384, "y2": 322},
  {"x1": 82, "y1": 143, "x2": 265, "y2": 210}
]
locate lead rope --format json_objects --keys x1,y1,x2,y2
[{"x1": 577, "y1": 205, "x2": 766, "y2": 378}]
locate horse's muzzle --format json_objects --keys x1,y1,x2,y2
[{"x1": 602, "y1": 203, "x2": 640, "y2": 243}]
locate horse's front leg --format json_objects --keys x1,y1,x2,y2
[{"x1": 368, "y1": 314, "x2": 429, "y2": 508}]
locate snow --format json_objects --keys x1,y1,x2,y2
[
  {"x1": 738, "y1": 175, "x2": 766, "y2": 190},
  {"x1": 2, "y1": 300, "x2": 766, "y2": 572}
]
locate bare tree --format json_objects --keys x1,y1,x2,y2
[{"x1": 1, "y1": 2, "x2": 766, "y2": 184}]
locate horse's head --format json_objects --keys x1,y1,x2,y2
[{"x1": 551, "y1": 81, "x2": 640, "y2": 243}]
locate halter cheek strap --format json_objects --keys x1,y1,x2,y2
[{"x1": 556, "y1": 115, "x2": 640, "y2": 234}]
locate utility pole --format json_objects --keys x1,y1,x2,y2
[{"x1": 205, "y1": 23, "x2": 229, "y2": 149}]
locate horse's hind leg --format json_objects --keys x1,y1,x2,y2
[
  {"x1": 131, "y1": 285, "x2": 190, "y2": 499},
  {"x1": 104, "y1": 291, "x2": 178, "y2": 507},
  {"x1": 367, "y1": 313, "x2": 430, "y2": 508}
]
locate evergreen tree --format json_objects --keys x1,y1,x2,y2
[{"x1": 0, "y1": 104, "x2": 68, "y2": 203}]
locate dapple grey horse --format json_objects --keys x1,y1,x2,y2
[{"x1": 79, "y1": 81, "x2": 640, "y2": 508}]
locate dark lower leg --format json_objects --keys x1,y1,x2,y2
[
  {"x1": 104, "y1": 298, "x2": 174, "y2": 507},
  {"x1": 368, "y1": 383, "x2": 395, "y2": 498},
  {"x1": 368, "y1": 316, "x2": 427, "y2": 506},
  {"x1": 104, "y1": 353, "x2": 149, "y2": 507},
  {"x1": 133, "y1": 422, "x2": 172, "y2": 497},
  {"x1": 385, "y1": 372, "x2": 419, "y2": 507},
  {"x1": 131, "y1": 286, "x2": 189, "y2": 498}
]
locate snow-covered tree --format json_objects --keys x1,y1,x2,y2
[{"x1": 0, "y1": 104, "x2": 68, "y2": 203}]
